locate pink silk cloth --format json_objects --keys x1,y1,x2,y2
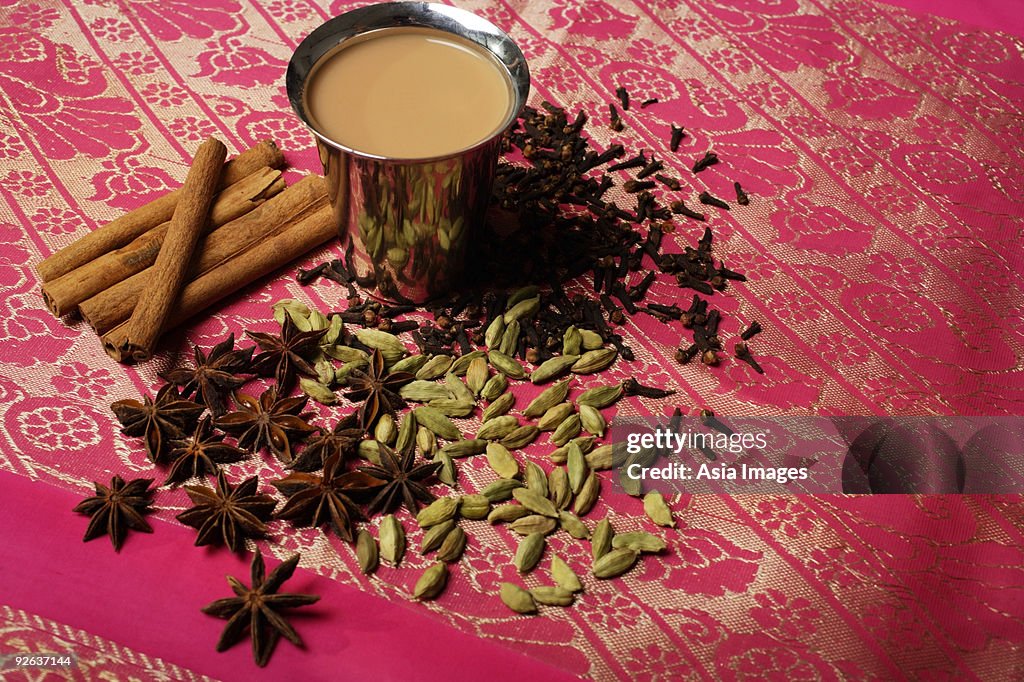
[{"x1": 1, "y1": 0, "x2": 1023, "y2": 680}]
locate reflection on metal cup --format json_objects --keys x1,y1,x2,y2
[{"x1": 286, "y1": 2, "x2": 530, "y2": 304}]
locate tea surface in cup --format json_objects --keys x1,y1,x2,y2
[{"x1": 305, "y1": 27, "x2": 514, "y2": 158}]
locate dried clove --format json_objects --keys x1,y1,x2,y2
[
  {"x1": 734, "y1": 181, "x2": 750, "y2": 205},
  {"x1": 692, "y1": 151, "x2": 719, "y2": 173},
  {"x1": 698, "y1": 191, "x2": 730, "y2": 210},
  {"x1": 669, "y1": 124, "x2": 685, "y2": 152}
]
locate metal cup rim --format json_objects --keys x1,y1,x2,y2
[{"x1": 286, "y1": 1, "x2": 530, "y2": 163}]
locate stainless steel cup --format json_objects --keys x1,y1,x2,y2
[{"x1": 286, "y1": 2, "x2": 530, "y2": 304}]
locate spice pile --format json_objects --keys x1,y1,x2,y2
[{"x1": 70, "y1": 93, "x2": 766, "y2": 668}]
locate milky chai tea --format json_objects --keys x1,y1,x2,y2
[{"x1": 304, "y1": 27, "x2": 514, "y2": 158}]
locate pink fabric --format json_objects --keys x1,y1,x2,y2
[
  {"x1": 882, "y1": 0, "x2": 1024, "y2": 38},
  {"x1": 0, "y1": 471, "x2": 575, "y2": 682},
  {"x1": 0, "y1": 0, "x2": 1022, "y2": 679}
]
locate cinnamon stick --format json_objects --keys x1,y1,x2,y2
[
  {"x1": 80, "y1": 175, "x2": 328, "y2": 335},
  {"x1": 117, "y1": 137, "x2": 227, "y2": 362},
  {"x1": 42, "y1": 167, "x2": 284, "y2": 316},
  {"x1": 102, "y1": 182, "x2": 334, "y2": 359},
  {"x1": 36, "y1": 140, "x2": 284, "y2": 282}
]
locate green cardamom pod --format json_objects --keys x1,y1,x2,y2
[
  {"x1": 324, "y1": 313, "x2": 343, "y2": 345},
  {"x1": 487, "y1": 350, "x2": 527, "y2": 379},
  {"x1": 413, "y1": 562, "x2": 448, "y2": 600},
  {"x1": 643, "y1": 491, "x2": 675, "y2": 527},
  {"x1": 576, "y1": 382, "x2": 624, "y2": 409},
  {"x1": 426, "y1": 398, "x2": 475, "y2": 417},
  {"x1": 314, "y1": 359, "x2": 335, "y2": 386},
  {"x1": 530, "y1": 355, "x2": 579, "y2": 385},
  {"x1": 503, "y1": 295, "x2": 540, "y2": 324},
  {"x1": 550, "y1": 414, "x2": 582, "y2": 447},
  {"x1": 373, "y1": 413, "x2": 397, "y2": 445},
  {"x1": 437, "y1": 526, "x2": 467, "y2": 562},
  {"x1": 458, "y1": 494, "x2": 491, "y2": 520},
  {"x1": 480, "y1": 374, "x2": 509, "y2": 403},
  {"x1": 334, "y1": 358, "x2": 368, "y2": 383},
  {"x1": 620, "y1": 468, "x2": 643, "y2": 497},
  {"x1": 391, "y1": 353, "x2": 428, "y2": 374},
  {"x1": 612, "y1": 531, "x2": 667, "y2": 553},
  {"x1": 585, "y1": 444, "x2": 613, "y2": 470},
  {"x1": 505, "y1": 285, "x2": 540, "y2": 309},
  {"x1": 477, "y1": 415, "x2": 519, "y2": 442},
  {"x1": 413, "y1": 406, "x2": 462, "y2": 441},
  {"x1": 551, "y1": 555, "x2": 583, "y2": 593},
  {"x1": 299, "y1": 377, "x2": 336, "y2": 405},
  {"x1": 548, "y1": 467, "x2": 572, "y2": 510},
  {"x1": 578, "y1": 404, "x2": 606, "y2": 438},
  {"x1": 466, "y1": 356, "x2": 489, "y2": 397},
  {"x1": 419, "y1": 519, "x2": 456, "y2": 553},
  {"x1": 574, "y1": 471, "x2": 600, "y2": 516},
  {"x1": 481, "y1": 478, "x2": 523, "y2": 502},
  {"x1": 395, "y1": 413, "x2": 417, "y2": 455},
  {"x1": 433, "y1": 451, "x2": 457, "y2": 486},
  {"x1": 523, "y1": 378, "x2": 572, "y2": 418},
  {"x1": 356, "y1": 529, "x2": 378, "y2": 575},
  {"x1": 484, "y1": 316, "x2": 506, "y2": 348},
  {"x1": 380, "y1": 514, "x2": 405, "y2": 567},
  {"x1": 592, "y1": 548, "x2": 639, "y2": 579},
  {"x1": 562, "y1": 325, "x2": 582, "y2": 356},
  {"x1": 558, "y1": 511, "x2": 590, "y2": 539},
  {"x1": 354, "y1": 328, "x2": 408, "y2": 362},
  {"x1": 358, "y1": 439, "x2": 382, "y2": 466},
  {"x1": 514, "y1": 532, "x2": 546, "y2": 573},
  {"x1": 551, "y1": 436, "x2": 597, "y2": 463},
  {"x1": 487, "y1": 503, "x2": 530, "y2": 524},
  {"x1": 444, "y1": 372, "x2": 475, "y2": 404},
  {"x1": 500, "y1": 425, "x2": 540, "y2": 450},
  {"x1": 308, "y1": 310, "x2": 329, "y2": 331},
  {"x1": 324, "y1": 345, "x2": 369, "y2": 364},
  {"x1": 499, "y1": 582, "x2": 537, "y2": 614},
  {"x1": 591, "y1": 519, "x2": 613, "y2": 562},
  {"x1": 571, "y1": 348, "x2": 618, "y2": 374},
  {"x1": 530, "y1": 586, "x2": 574, "y2": 607},
  {"x1": 485, "y1": 441, "x2": 519, "y2": 479},
  {"x1": 567, "y1": 441, "x2": 589, "y2": 494},
  {"x1": 417, "y1": 426, "x2": 437, "y2": 457},
  {"x1": 510, "y1": 514, "x2": 557, "y2": 535},
  {"x1": 537, "y1": 402, "x2": 576, "y2": 431},
  {"x1": 481, "y1": 391, "x2": 514, "y2": 422},
  {"x1": 440, "y1": 438, "x2": 487, "y2": 458},
  {"x1": 579, "y1": 329, "x2": 604, "y2": 350},
  {"x1": 498, "y1": 319, "x2": 520, "y2": 356},
  {"x1": 524, "y1": 462, "x2": 548, "y2": 497},
  {"x1": 513, "y1": 487, "x2": 558, "y2": 518},
  {"x1": 416, "y1": 354, "x2": 454, "y2": 380},
  {"x1": 416, "y1": 497, "x2": 459, "y2": 528},
  {"x1": 449, "y1": 350, "x2": 485, "y2": 376},
  {"x1": 399, "y1": 380, "x2": 452, "y2": 403}
]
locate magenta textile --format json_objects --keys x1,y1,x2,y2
[{"x1": 1, "y1": 0, "x2": 1023, "y2": 680}]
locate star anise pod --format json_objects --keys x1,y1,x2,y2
[
  {"x1": 215, "y1": 388, "x2": 317, "y2": 465},
  {"x1": 247, "y1": 317, "x2": 327, "y2": 394},
  {"x1": 164, "y1": 416, "x2": 247, "y2": 486},
  {"x1": 72, "y1": 475, "x2": 155, "y2": 552},
  {"x1": 162, "y1": 334, "x2": 254, "y2": 416},
  {"x1": 272, "y1": 453, "x2": 383, "y2": 542},
  {"x1": 358, "y1": 441, "x2": 440, "y2": 516},
  {"x1": 111, "y1": 385, "x2": 204, "y2": 462},
  {"x1": 344, "y1": 348, "x2": 413, "y2": 429},
  {"x1": 201, "y1": 552, "x2": 319, "y2": 667},
  {"x1": 176, "y1": 471, "x2": 277, "y2": 552},
  {"x1": 288, "y1": 412, "x2": 364, "y2": 472}
]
